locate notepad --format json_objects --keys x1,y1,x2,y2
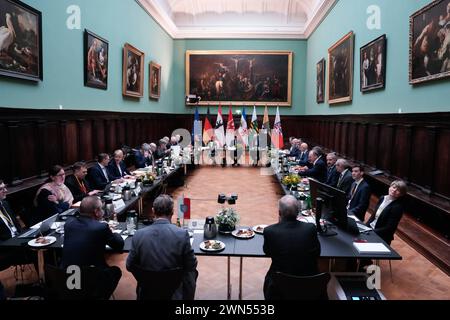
[{"x1": 353, "y1": 242, "x2": 391, "y2": 253}]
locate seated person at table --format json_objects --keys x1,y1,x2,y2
[
  {"x1": 134, "y1": 143, "x2": 152, "y2": 169},
  {"x1": 61, "y1": 196, "x2": 123, "y2": 299},
  {"x1": 296, "y1": 143, "x2": 309, "y2": 165},
  {"x1": 347, "y1": 165, "x2": 371, "y2": 222},
  {"x1": 155, "y1": 139, "x2": 170, "y2": 160},
  {"x1": 263, "y1": 195, "x2": 321, "y2": 300},
  {"x1": 0, "y1": 179, "x2": 34, "y2": 272},
  {"x1": 108, "y1": 149, "x2": 132, "y2": 180},
  {"x1": 298, "y1": 149, "x2": 327, "y2": 183},
  {"x1": 65, "y1": 162, "x2": 99, "y2": 203},
  {"x1": 88, "y1": 153, "x2": 113, "y2": 190},
  {"x1": 325, "y1": 152, "x2": 339, "y2": 187},
  {"x1": 335, "y1": 159, "x2": 353, "y2": 195},
  {"x1": 366, "y1": 180, "x2": 407, "y2": 244},
  {"x1": 33, "y1": 165, "x2": 74, "y2": 223},
  {"x1": 126, "y1": 195, "x2": 198, "y2": 300},
  {"x1": 287, "y1": 139, "x2": 300, "y2": 158}
]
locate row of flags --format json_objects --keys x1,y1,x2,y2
[{"x1": 193, "y1": 105, "x2": 284, "y2": 149}]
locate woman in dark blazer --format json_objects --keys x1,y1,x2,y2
[
  {"x1": 108, "y1": 149, "x2": 131, "y2": 180},
  {"x1": 366, "y1": 180, "x2": 408, "y2": 244}
]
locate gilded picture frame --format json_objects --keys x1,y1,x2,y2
[
  {"x1": 186, "y1": 50, "x2": 293, "y2": 106},
  {"x1": 149, "y1": 61, "x2": 161, "y2": 99},
  {"x1": 122, "y1": 43, "x2": 144, "y2": 98}
]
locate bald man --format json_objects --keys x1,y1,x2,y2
[{"x1": 263, "y1": 195, "x2": 321, "y2": 300}]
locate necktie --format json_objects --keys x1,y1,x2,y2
[
  {"x1": 337, "y1": 173, "x2": 343, "y2": 187},
  {"x1": 0, "y1": 202, "x2": 17, "y2": 235},
  {"x1": 351, "y1": 183, "x2": 357, "y2": 197}
]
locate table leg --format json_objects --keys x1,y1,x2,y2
[
  {"x1": 227, "y1": 256, "x2": 231, "y2": 300},
  {"x1": 239, "y1": 257, "x2": 243, "y2": 300},
  {"x1": 37, "y1": 250, "x2": 45, "y2": 283},
  {"x1": 138, "y1": 197, "x2": 143, "y2": 216}
]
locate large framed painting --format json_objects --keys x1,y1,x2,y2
[
  {"x1": 409, "y1": 0, "x2": 450, "y2": 85},
  {"x1": 327, "y1": 31, "x2": 354, "y2": 105},
  {"x1": 149, "y1": 61, "x2": 161, "y2": 99},
  {"x1": 186, "y1": 50, "x2": 293, "y2": 106},
  {"x1": 0, "y1": 0, "x2": 42, "y2": 81},
  {"x1": 122, "y1": 43, "x2": 144, "y2": 98},
  {"x1": 360, "y1": 34, "x2": 387, "y2": 92},
  {"x1": 84, "y1": 29, "x2": 108, "y2": 90},
  {"x1": 316, "y1": 58, "x2": 325, "y2": 103}
]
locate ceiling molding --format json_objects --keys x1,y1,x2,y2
[{"x1": 137, "y1": 0, "x2": 336, "y2": 39}]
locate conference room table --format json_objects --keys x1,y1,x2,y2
[
  {"x1": 190, "y1": 223, "x2": 401, "y2": 300},
  {"x1": 0, "y1": 165, "x2": 184, "y2": 282}
]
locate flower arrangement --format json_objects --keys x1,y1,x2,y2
[
  {"x1": 215, "y1": 207, "x2": 240, "y2": 232},
  {"x1": 281, "y1": 174, "x2": 300, "y2": 186}
]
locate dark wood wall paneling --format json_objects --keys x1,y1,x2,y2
[
  {"x1": 1, "y1": 108, "x2": 449, "y2": 201},
  {"x1": 0, "y1": 108, "x2": 195, "y2": 186}
]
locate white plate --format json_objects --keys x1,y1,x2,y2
[
  {"x1": 252, "y1": 225, "x2": 268, "y2": 234},
  {"x1": 199, "y1": 240, "x2": 225, "y2": 252},
  {"x1": 232, "y1": 228, "x2": 255, "y2": 239},
  {"x1": 28, "y1": 236, "x2": 57, "y2": 247}
]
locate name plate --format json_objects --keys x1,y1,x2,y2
[
  {"x1": 113, "y1": 199, "x2": 126, "y2": 212},
  {"x1": 133, "y1": 186, "x2": 141, "y2": 196}
]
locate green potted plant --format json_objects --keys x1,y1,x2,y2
[{"x1": 215, "y1": 207, "x2": 240, "y2": 233}]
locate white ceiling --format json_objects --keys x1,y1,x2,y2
[{"x1": 137, "y1": 0, "x2": 336, "y2": 39}]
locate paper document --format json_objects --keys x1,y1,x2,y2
[{"x1": 353, "y1": 242, "x2": 391, "y2": 253}]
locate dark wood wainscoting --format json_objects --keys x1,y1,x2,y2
[{"x1": 0, "y1": 108, "x2": 193, "y2": 187}]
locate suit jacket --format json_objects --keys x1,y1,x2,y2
[
  {"x1": 34, "y1": 189, "x2": 70, "y2": 224},
  {"x1": 366, "y1": 196, "x2": 405, "y2": 244},
  {"x1": 299, "y1": 158, "x2": 327, "y2": 183},
  {"x1": 263, "y1": 220, "x2": 321, "y2": 300},
  {"x1": 65, "y1": 175, "x2": 92, "y2": 203},
  {"x1": 326, "y1": 165, "x2": 339, "y2": 187},
  {"x1": 348, "y1": 180, "x2": 371, "y2": 221},
  {"x1": 107, "y1": 161, "x2": 130, "y2": 180},
  {"x1": 126, "y1": 219, "x2": 198, "y2": 300},
  {"x1": 88, "y1": 163, "x2": 112, "y2": 190},
  {"x1": 296, "y1": 150, "x2": 309, "y2": 166},
  {"x1": 288, "y1": 146, "x2": 301, "y2": 158},
  {"x1": 134, "y1": 150, "x2": 152, "y2": 169},
  {"x1": 0, "y1": 201, "x2": 22, "y2": 241},
  {"x1": 336, "y1": 169, "x2": 353, "y2": 196},
  {"x1": 61, "y1": 215, "x2": 124, "y2": 268}
]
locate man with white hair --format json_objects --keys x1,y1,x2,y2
[
  {"x1": 263, "y1": 195, "x2": 321, "y2": 300},
  {"x1": 325, "y1": 152, "x2": 339, "y2": 187}
]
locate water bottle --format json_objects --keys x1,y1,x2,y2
[{"x1": 126, "y1": 210, "x2": 137, "y2": 235}]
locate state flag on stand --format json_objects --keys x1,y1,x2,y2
[
  {"x1": 271, "y1": 106, "x2": 284, "y2": 149},
  {"x1": 262, "y1": 105, "x2": 270, "y2": 134},
  {"x1": 214, "y1": 105, "x2": 225, "y2": 148},
  {"x1": 238, "y1": 107, "x2": 248, "y2": 147},
  {"x1": 202, "y1": 106, "x2": 213, "y2": 145},
  {"x1": 193, "y1": 106, "x2": 202, "y2": 146},
  {"x1": 225, "y1": 106, "x2": 235, "y2": 147}
]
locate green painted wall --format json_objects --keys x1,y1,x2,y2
[
  {"x1": 0, "y1": 0, "x2": 174, "y2": 113},
  {"x1": 305, "y1": 0, "x2": 450, "y2": 115},
  {"x1": 173, "y1": 39, "x2": 307, "y2": 116}
]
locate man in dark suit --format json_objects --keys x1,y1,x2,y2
[
  {"x1": 65, "y1": 162, "x2": 99, "y2": 203},
  {"x1": 325, "y1": 152, "x2": 339, "y2": 187},
  {"x1": 88, "y1": 153, "x2": 112, "y2": 190},
  {"x1": 126, "y1": 195, "x2": 198, "y2": 300},
  {"x1": 347, "y1": 165, "x2": 371, "y2": 222},
  {"x1": 135, "y1": 143, "x2": 152, "y2": 169},
  {"x1": 335, "y1": 159, "x2": 353, "y2": 195},
  {"x1": 61, "y1": 196, "x2": 124, "y2": 299},
  {"x1": 263, "y1": 195, "x2": 321, "y2": 300},
  {"x1": 298, "y1": 149, "x2": 327, "y2": 183},
  {"x1": 108, "y1": 149, "x2": 131, "y2": 180},
  {"x1": 0, "y1": 179, "x2": 33, "y2": 272},
  {"x1": 367, "y1": 180, "x2": 407, "y2": 244},
  {"x1": 288, "y1": 139, "x2": 301, "y2": 158},
  {"x1": 296, "y1": 143, "x2": 310, "y2": 165}
]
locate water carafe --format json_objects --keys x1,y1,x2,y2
[{"x1": 203, "y1": 216, "x2": 217, "y2": 239}]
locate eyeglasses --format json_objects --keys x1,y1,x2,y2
[{"x1": 56, "y1": 173, "x2": 66, "y2": 177}]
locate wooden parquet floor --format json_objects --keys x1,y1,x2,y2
[{"x1": 1, "y1": 166, "x2": 449, "y2": 299}]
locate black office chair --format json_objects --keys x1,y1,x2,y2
[
  {"x1": 44, "y1": 265, "x2": 114, "y2": 300},
  {"x1": 129, "y1": 266, "x2": 184, "y2": 300},
  {"x1": 271, "y1": 272, "x2": 331, "y2": 300}
]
